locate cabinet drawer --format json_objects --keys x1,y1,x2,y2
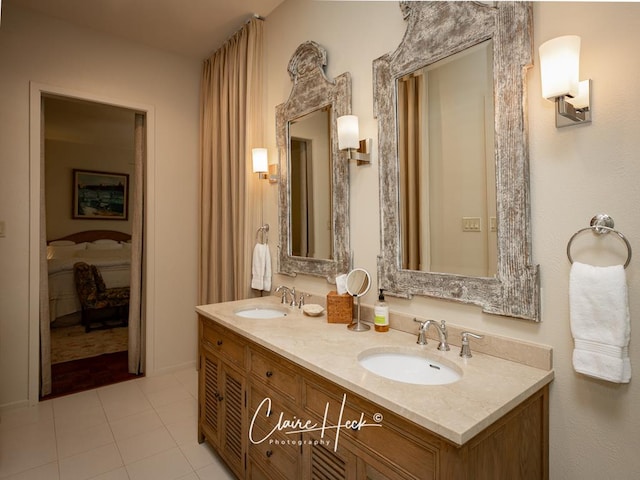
[
  {"x1": 249, "y1": 421, "x2": 300, "y2": 480},
  {"x1": 250, "y1": 350, "x2": 301, "y2": 404},
  {"x1": 201, "y1": 321, "x2": 246, "y2": 369},
  {"x1": 249, "y1": 384, "x2": 300, "y2": 480},
  {"x1": 248, "y1": 384, "x2": 295, "y2": 439},
  {"x1": 303, "y1": 381, "x2": 437, "y2": 479}
]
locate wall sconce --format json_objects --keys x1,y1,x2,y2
[
  {"x1": 337, "y1": 115, "x2": 371, "y2": 165},
  {"x1": 539, "y1": 35, "x2": 592, "y2": 128},
  {"x1": 252, "y1": 148, "x2": 268, "y2": 180}
]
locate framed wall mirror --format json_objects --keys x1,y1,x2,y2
[
  {"x1": 375, "y1": 1, "x2": 540, "y2": 321},
  {"x1": 277, "y1": 41, "x2": 351, "y2": 281}
]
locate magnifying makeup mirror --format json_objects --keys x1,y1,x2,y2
[{"x1": 346, "y1": 268, "x2": 371, "y2": 332}]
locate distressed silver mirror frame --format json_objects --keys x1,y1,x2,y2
[
  {"x1": 277, "y1": 41, "x2": 351, "y2": 281},
  {"x1": 374, "y1": 1, "x2": 540, "y2": 321}
]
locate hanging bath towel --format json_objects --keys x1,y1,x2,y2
[
  {"x1": 251, "y1": 243, "x2": 271, "y2": 292},
  {"x1": 569, "y1": 261, "x2": 631, "y2": 383}
]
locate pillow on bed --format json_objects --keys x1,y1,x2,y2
[
  {"x1": 46, "y1": 242, "x2": 87, "y2": 259},
  {"x1": 87, "y1": 241, "x2": 124, "y2": 250},
  {"x1": 48, "y1": 240, "x2": 76, "y2": 246},
  {"x1": 91, "y1": 239, "x2": 121, "y2": 245}
]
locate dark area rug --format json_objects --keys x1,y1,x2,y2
[{"x1": 41, "y1": 350, "x2": 142, "y2": 400}]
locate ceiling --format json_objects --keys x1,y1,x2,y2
[{"x1": 5, "y1": 0, "x2": 285, "y2": 59}]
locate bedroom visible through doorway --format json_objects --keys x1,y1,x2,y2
[{"x1": 41, "y1": 95, "x2": 146, "y2": 398}]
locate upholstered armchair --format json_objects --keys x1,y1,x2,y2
[{"x1": 73, "y1": 262, "x2": 130, "y2": 332}]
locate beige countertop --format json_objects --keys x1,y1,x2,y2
[{"x1": 196, "y1": 296, "x2": 554, "y2": 446}]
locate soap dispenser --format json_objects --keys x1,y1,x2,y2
[{"x1": 374, "y1": 289, "x2": 389, "y2": 332}]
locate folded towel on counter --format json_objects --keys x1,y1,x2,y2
[
  {"x1": 251, "y1": 243, "x2": 271, "y2": 291},
  {"x1": 569, "y1": 261, "x2": 631, "y2": 383}
]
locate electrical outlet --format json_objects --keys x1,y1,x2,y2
[{"x1": 462, "y1": 217, "x2": 481, "y2": 232}]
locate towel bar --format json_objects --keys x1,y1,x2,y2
[{"x1": 566, "y1": 214, "x2": 632, "y2": 268}]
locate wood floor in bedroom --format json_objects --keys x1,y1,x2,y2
[
  {"x1": 41, "y1": 351, "x2": 142, "y2": 400},
  {"x1": 43, "y1": 324, "x2": 140, "y2": 400}
]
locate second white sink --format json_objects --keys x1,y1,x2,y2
[{"x1": 358, "y1": 348, "x2": 462, "y2": 385}]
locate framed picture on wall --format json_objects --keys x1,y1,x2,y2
[{"x1": 72, "y1": 169, "x2": 129, "y2": 220}]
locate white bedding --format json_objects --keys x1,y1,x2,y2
[{"x1": 48, "y1": 247, "x2": 131, "y2": 322}]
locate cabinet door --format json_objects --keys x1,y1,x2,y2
[
  {"x1": 219, "y1": 364, "x2": 245, "y2": 477},
  {"x1": 199, "y1": 345, "x2": 246, "y2": 478},
  {"x1": 302, "y1": 434, "x2": 358, "y2": 480},
  {"x1": 200, "y1": 349, "x2": 221, "y2": 447}
]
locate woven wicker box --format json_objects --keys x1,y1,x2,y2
[{"x1": 326, "y1": 291, "x2": 353, "y2": 324}]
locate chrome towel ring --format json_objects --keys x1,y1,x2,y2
[
  {"x1": 256, "y1": 224, "x2": 269, "y2": 244},
  {"x1": 566, "y1": 214, "x2": 632, "y2": 268}
]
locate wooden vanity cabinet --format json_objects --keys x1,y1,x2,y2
[{"x1": 198, "y1": 315, "x2": 549, "y2": 480}]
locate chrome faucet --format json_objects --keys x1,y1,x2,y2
[
  {"x1": 275, "y1": 285, "x2": 301, "y2": 307},
  {"x1": 413, "y1": 318, "x2": 450, "y2": 351},
  {"x1": 275, "y1": 285, "x2": 292, "y2": 305}
]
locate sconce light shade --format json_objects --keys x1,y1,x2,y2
[
  {"x1": 252, "y1": 148, "x2": 268, "y2": 174},
  {"x1": 337, "y1": 115, "x2": 360, "y2": 150},
  {"x1": 539, "y1": 35, "x2": 592, "y2": 128},
  {"x1": 539, "y1": 35, "x2": 581, "y2": 100},
  {"x1": 337, "y1": 114, "x2": 371, "y2": 165}
]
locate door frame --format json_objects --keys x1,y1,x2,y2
[{"x1": 28, "y1": 82, "x2": 156, "y2": 404}]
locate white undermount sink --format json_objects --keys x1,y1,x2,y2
[
  {"x1": 358, "y1": 348, "x2": 462, "y2": 385},
  {"x1": 234, "y1": 306, "x2": 289, "y2": 319}
]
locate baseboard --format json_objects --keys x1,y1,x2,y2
[{"x1": 149, "y1": 360, "x2": 197, "y2": 377}]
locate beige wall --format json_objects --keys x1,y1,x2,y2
[
  {"x1": 264, "y1": 1, "x2": 640, "y2": 478},
  {"x1": 45, "y1": 139, "x2": 134, "y2": 240},
  {"x1": 2, "y1": 1, "x2": 639, "y2": 477},
  {"x1": 0, "y1": 5, "x2": 201, "y2": 406}
]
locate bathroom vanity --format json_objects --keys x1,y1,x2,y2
[{"x1": 197, "y1": 297, "x2": 552, "y2": 479}]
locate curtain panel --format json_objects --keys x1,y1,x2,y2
[
  {"x1": 199, "y1": 18, "x2": 264, "y2": 304},
  {"x1": 128, "y1": 113, "x2": 145, "y2": 374}
]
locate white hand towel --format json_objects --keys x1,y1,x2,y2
[
  {"x1": 251, "y1": 243, "x2": 271, "y2": 291},
  {"x1": 262, "y1": 245, "x2": 272, "y2": 292},
  {"x1": 569, "y1": 261, "x2": 631, "y2": 383}
]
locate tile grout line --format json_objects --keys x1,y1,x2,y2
[{"x1": 95, "y1": 384, "x2": 130, "y2": 480}]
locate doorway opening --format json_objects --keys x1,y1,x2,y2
[{"x1": 37, "y1": 93, "x2": 147, "y2": 399}]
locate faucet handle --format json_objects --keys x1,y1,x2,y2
[
  {"x1": 413, "y1": 318, "x2": 428, "y2": 345},
  {"x1": 298, "y1": 292, "x2": 311, "y2": 308},
  {"x1": 459, "y1": 331, "x2": 484, "y2": 358}
]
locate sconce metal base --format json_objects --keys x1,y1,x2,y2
[
  {"x1": 268, "y1": 164, "x2": 278, "y2": 183},
  {"x1": 348, "y1": 139, "x2": 372, "y2": 165},
  {"x1": 556, "y1": 79, "x2": 592, "y2": 128}
]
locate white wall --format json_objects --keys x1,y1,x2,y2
[
  {"x1": 264, "y1": 1, "x2": 640, "y2": 478},
  {"x1": 0, "y1": 5, "x2": 201, "y2": 406}
]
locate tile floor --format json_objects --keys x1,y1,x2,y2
[{"x1": 0, "y1": 368, "x2": 235, "y2": 480}]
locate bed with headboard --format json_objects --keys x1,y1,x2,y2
[{"x1": 47, "y1": 230, "x2": 132, "y2": 324}]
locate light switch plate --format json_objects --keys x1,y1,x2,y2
[
  {"x1": 0, "y1": 221, "x2": 5, "y2": 237},
  {"x1": 462, "y1": 217, "x2": 481, "y2": 232}
]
